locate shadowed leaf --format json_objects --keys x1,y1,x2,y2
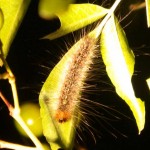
[{"x1": 39, "y1": 40, "x2": 82, "y2": 149}]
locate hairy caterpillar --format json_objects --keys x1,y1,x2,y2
[
  {"x1": 39, "y1": 21, "x2": 130, "y2": 150},
  {"x1": 38, "y1": 2, "x2": 146, "y2": 149},
  {"x1": 53, "y1": 35, "x2": 97, "y2": 123}
]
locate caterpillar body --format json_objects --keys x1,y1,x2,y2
[{"x1": 40, "y1": 33, "x2": 98, "y2": 123}]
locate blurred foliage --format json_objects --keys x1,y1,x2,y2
[
  {"x1": 145, "y1": 0, "x2": 150, "y2": 27},
  {"x1": 43, "y1": 4, "x2": 108, "y2": 40},
  {"x1": 38, "y1": 0, "x2": 75, "y2": 19}
]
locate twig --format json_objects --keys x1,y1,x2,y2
[
  {"x1": 94, "y1": 0, "x2": 122, "y2": 38},
  {"x1": 0, "y1": 91, "x2": 13, "y2": 114},
  {"x1": 0, "y1": 140, "x2": 37, "y2": 150},
  {"x1": 129, "y1": 2, "x2": 146, "y2": 11},
  {"x1": 0, "y1": 92, "x2": 44, "y2": 150},
  {"x1": 0, "y1": 41, "x2": 44, "y2": 150}
]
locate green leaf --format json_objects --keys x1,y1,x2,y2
[
  {"x1": 39, "y1": 44, "x2": 82, "y2": 149},
  {"x1": 38, "y1": 0, "x2": 75, "y2": 19},
  {"x1": 146, "y1": 78, "x2": 150, "y2": 90},
  {"x1": 39, "y1": 21, "x2": 102, "y2": 149},
  {"x1": 44, "y1": 4, "x2": 108, "y2": 40},
  {"x1": 100, "y1": 15, "x2": 145, "y2": 134},
  {"x1": 145, "y1": 0, "x2": 150, "y2": 27},
  {"x1": 0, "y1": 0, "x2": 31, "y2": 60}
]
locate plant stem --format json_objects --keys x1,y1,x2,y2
[
  {"x1": 14, "y1": 114, "x2": 44, "y2": 150},
  {"x1": 0, "y1": 92, "x2": 44, "y2": 150},
  {"x1": 129, "y1": 2, "x2": 146, "y2": 11},
  {"x1": 0, "y1": 40, "x2": 20, "y2": 112},
  {"x1": 0, "y1": 140, "x2": 37, "y2": 150},
  {"x1": 95, "y1": 0, "x2": 122, "y2": 38},
  {"x1": 0, "y1": 42, "x2": 44, "y2": 150}
]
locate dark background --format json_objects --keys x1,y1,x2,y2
[{"x1": 0, "y1": 0, "x2": 150, "y2": 149}]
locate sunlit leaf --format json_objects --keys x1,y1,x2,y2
[
  {"x1": 39, "y1": 44, "x2": 81, "y2": 149},
  {"x1": 0, "y1": 0, "x2": 31, "y2": 61},
  {"x1": 38, "y1": 0, "x2": 75, "y2": 19},
  {"x1": 39, "y1": 20, "x2": 102, "y2": 149},
  {"x1": 44, "y1": 4, "x2": 108, "y2": 40},
  {"x1": 100, "y1": 15, "x2": 145, "y2": 133}
]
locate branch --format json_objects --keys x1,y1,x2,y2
[
  {"x1": 0, "y1": 41, "x2": 44, "y2": 149},
  {"x1": 94, "y1": 0, "x2": 122, "y2": 38},
  {"x1": 129, "y1": 2, "x2": 146, "y2": 11},
  {"x1": 0, "y1": 92, "x2": 44, "y2": 150},
  {"x1": 0, "y1": 140, "x2": 37, "y2": 150},
  {"x1": 0, "y1": 40, "x2": 20, "y2": 112}
]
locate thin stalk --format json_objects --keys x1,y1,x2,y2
[
  {"x1": 0, "y1": 92, "x2": 44, "y2": 150},
  {"x1": 0, "y1": 41, "x2": 20, "y2": 112},
  {"x1": 14, "y1": 113, "x2": 44, "y2": 150},
  {"x1": 94, "y1": 0, "x2": 122, "y2": 38},
  {"x1": 0, "y1": 140, "x2": 37, "y2": 150},
  {"x1": 0, "y1": 42, "x2": 44, "y2": 149}
]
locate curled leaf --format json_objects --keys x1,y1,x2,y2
[
  {"x1": 38, "y1": 0, "x2": 75, "y2": 19},
  {"x1": 100, "y1": 15, "x2": 145, "y2": 133},
  {"x1": 39, "y1": 19, "x2": 101, "y2": 149},
  {"x1": 39, "y1": 38, "x2": 83, "y2": 149},
  {"x1": 44, "y1": 4, "x2": 108, "y2": 40}
]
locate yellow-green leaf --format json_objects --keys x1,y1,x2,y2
[
  {"x1": 39, "y1": 22, "x2": 101, "y2": 149},
  {"x1": 0, "y1": 0, "x2": 31, "y2": 59},
  {"x1": 44, "y1": 4, "x2": 108, "y2": 40},
  {"x1": 38, "y1": 0, "x2": 75, "y2": 19},
  {"x1": 100, "y1": 15, "x2": 145, "y2": 133},
  {"x1": 39, "y1": 42, "x2": 82, "y2": 149},
  {"x1": 145, "y1": 0, "x2": 150, "y2": 27}
]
